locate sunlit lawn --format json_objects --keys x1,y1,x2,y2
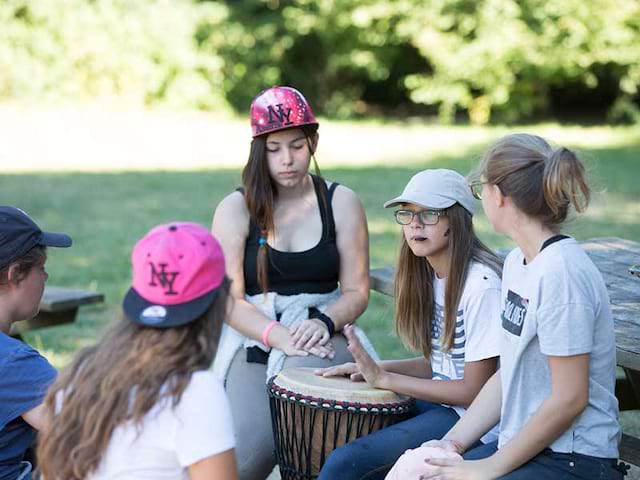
[{"x1": 3, "y1": 118, "x2": 640, "y2": 436}]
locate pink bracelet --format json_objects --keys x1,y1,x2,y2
[{"x1": 262, "y1": 320, "x2": 278, "y2": 347}]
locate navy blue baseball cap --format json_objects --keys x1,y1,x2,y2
[{"x1": 0, "y1": 206, "x2": 72, "y2": 269}]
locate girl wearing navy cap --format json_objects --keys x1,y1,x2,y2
[
  {"x1": 212, "y1": 86, "x2": 372, "y2": 479},
  {"x1": 38, "y1": 223, "x2": 238, "y2": 480},
  {"x1": 0, "y1": 206, "x2": 72, "y2": 480},
  {"x1": 315, "y1": 170, "x2": 503, "y2": 480}
]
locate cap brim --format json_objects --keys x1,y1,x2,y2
[
  {"x1": 383, "y1": 195, "x2": 455, "y2": 210},
  {"x1": 40, "y1": 231, "x2": 73, "y2": 248},
  {"x1": 123, "y1": 286, "x2": 219, "y2": 328}
]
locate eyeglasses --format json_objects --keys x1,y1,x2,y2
[
  {"x1": 394, "y1": 209, "x2": 446, "y2": 226},
  {"x1": 469, "y1": 161, "x2": 541, "y2": 200},
  {"x1": 469, "y1": 180, "x2": 487, "y2": 200}
]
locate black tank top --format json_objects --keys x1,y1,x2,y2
[{"x1": 243, "y1": 175, "x2": 341, "y2": 296}]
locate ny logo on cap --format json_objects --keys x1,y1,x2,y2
[
  {"x1": 149, "y1": 262, "x2": 179, "y2": 295},
  {"x1": 267, "y1": 104, "x2": 293, "y2": 126}
]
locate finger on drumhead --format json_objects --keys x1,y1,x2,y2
[{"x1": 350, "y1": 373, "x2": 364, "y2": 382}]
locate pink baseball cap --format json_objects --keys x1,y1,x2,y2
[
  {"x1": 123, "y1": 222, "x2": 226, "y2": 328},
  {"x1": 250, "y1": 86, "x2": 318, "y2": 138}
]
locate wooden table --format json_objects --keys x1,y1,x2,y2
[
  {"x1": 370, "y1": 237, "x2": 640, "y2": 464},
  {"x1": 10, "y1": 286, "x2": 104, "y2": 336}
]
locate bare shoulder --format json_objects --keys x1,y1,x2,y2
[
  {"x1": 328, "y1": 183, "x2": 363, "y2": 211},
  {"x1": 213, "y1": 190, "x2": 249, "y2": 236},
  {"x1": 328, "y1": 183, "x2": 366, "y2": 230}
]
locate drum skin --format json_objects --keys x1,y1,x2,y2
[{"x1": 268, "y1": 367, "x2": 415, "y2": 479}]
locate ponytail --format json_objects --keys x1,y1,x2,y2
[
  {"x1": 543, "y1": 147, "x2": 590, "y2": 224},
  {"x1": 480, "y1": 133, "x2": 591, "y2": 230}
]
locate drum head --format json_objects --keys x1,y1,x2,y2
[{"x1": 272, "y1": 367, "x2": 410, "y2": 404}]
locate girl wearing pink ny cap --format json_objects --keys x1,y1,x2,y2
[
  {"x1": 211, "y1": 86, "x2": 372, "y2": 479},
  {"x1": 315, "y1": 169, "x2": 504, "y2": 480},
  {"x1": 37, "y1": 223, "x2": 238, "y2": 480}
]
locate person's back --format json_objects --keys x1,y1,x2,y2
[
  {"x1": 38, "y1": 223, "x2": 238, "y2": 480},
  {"x1": 88, "y1": 371, "x2": 233, "y2": 480},
  {"x1": 500, "y1": 237, "x2": 619, "y2": 457}
]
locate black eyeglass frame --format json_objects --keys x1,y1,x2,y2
[{"x1": 393, "y1": 209, "x2": 447, "y2": 226}]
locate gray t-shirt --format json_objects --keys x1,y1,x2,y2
[{"x1": 498, "y1": 237, "x2": 620, "y2": 458}]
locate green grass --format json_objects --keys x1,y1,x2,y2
[{"x1": 3, "y1": 123, "x2": 640, "y2": 434}]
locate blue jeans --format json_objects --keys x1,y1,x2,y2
[
  {"x1": 317, "y1": 400, "x2": 464, "y2": 480},
  {"x1": 464, "y1": 442, "x2": 626, "y2": 479}
]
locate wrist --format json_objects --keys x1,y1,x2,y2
[
  {"x1": 442, "y1": 436, "x2": 467, "y2": 455},
  {"x1": 309, "y1": 310, "x2": 335, "y2": 336},
  {"x1": 261, "y1": 321, "x2": 279, "y2": 348},
  {"x1": 375, "y1": 369, "x2": 391, "y2": 390}
]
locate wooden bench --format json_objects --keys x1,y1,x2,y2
[
  {"x1": 10, "y1": 286, "x2": 104, "y2": 337},
  {"x1": 370, "y1": 237, "x2": 640, "y2": 468}
]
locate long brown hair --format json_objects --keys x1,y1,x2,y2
[
  {"x1": 478, "y1": 133, "x2": 590, "y2": 230},
  {"x1": 394, "y1": 204, "x2": 501, "y2": 358},
  {"x1": 242, "y1": 124, "x2": 323, "y2": 293},
  {"x1": 37, "y1": 278, "x2": 231, "y2": 480}
]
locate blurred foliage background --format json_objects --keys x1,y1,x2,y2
[{"x1": 1, "y1": 0, "x2": 639, "y2": 124}]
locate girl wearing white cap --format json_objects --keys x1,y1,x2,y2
[
  {"x1": 315, "y1": 169, "x2": 503, "y2": 480},
  {"x1": 37, "y1": 223, "x2": 238, "y2": 480},
  {"x1": 405, "y1": 134, "x2": 624, "y2": 479}
]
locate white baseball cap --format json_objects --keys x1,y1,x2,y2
[{"x1": 383, "y1": 169, "x2": 475, "y2": 215}]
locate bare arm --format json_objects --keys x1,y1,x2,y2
[
  {"x1": 442, "y1": 369, "x2": 503, "y2": 449},
  {"x1": 483, "y1": 355, "x2": 590, "y2": 476},
  {"x1": 378, "y1": 357, "x2": 497, "y2": 407},
  {"x1": 341, "y1": 326, "x2": 497, "y2": 407},
  {"x1": 379, "y1": 357, "x2": 432, "y2": 378},
  {"x1": 426, "y1": 355, "x2": 591, "y2": 479},
  {"x1": 324, "y1": 185, "x2": 369, "y2": 330},
  {"x1": 316, "y1": 357, "x2": 431, "y2": 382},
  {"x1": 22, "y1": 403, "x2": 47, "y2": 431},
  {"x1": 188, "y1": 449, "x2": 238, "y2": 480}
]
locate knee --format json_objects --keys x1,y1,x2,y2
[{"x1": 318, "y1": 443, "x2": 364, "y2": 478}]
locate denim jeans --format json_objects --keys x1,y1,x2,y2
[
  {"x1": 317, "y1": 400, "x2": 464, "y2": 480},
  {"x1": 464, "y1": 442, "x2": 627, "y2": 479}
]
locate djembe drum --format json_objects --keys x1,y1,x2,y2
[{"x1": 268, "y1": 367, "x2": 414, "y2": 480}]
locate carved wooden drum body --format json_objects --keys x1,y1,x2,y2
[{"x1": 268, "y1": 367, "x2": 414, "y2": 480}]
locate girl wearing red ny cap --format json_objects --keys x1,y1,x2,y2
[
  {"x1": 38, "y1": 223, "x2": 238, "y2": 480},
  {"x1": 212, "y1": 86, "x2": 371, "y2": 479}
]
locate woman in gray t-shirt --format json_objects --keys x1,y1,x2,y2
[{"x1": 399, "y1": 133, "x2": 624, "y2": 479}]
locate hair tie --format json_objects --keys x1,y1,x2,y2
[{"x1": 258, "y1": 237, "x2": 267, "y2": 246}]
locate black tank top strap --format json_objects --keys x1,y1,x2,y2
[{"x1": 326, "y1": 182, "x2": 339, "y2": 239}]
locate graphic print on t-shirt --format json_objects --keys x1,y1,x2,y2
[
  {"x1": 431, "y1": 303, "x2": 465, "y2": 380},
  {"x1": 501, "y1": 290, "x2": 529, "y2": 336}
]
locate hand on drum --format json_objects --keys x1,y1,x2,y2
[
  {"x1": 313, "y1": 362, "x2": 365, "y2": 382},
  {"x1": 343, "y1": 324, "x2": 386, "y2": 388},
  {"x1": 290, "y1": 319, "x2": 335, "y2": 360}
]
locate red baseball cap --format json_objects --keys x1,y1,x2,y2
[
  {"x1": 250, "y1": 86, "x2": 318, "y2": 138},
  {"x1": 123, "y1": 222, "x2": 225, "y2": 328}
]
